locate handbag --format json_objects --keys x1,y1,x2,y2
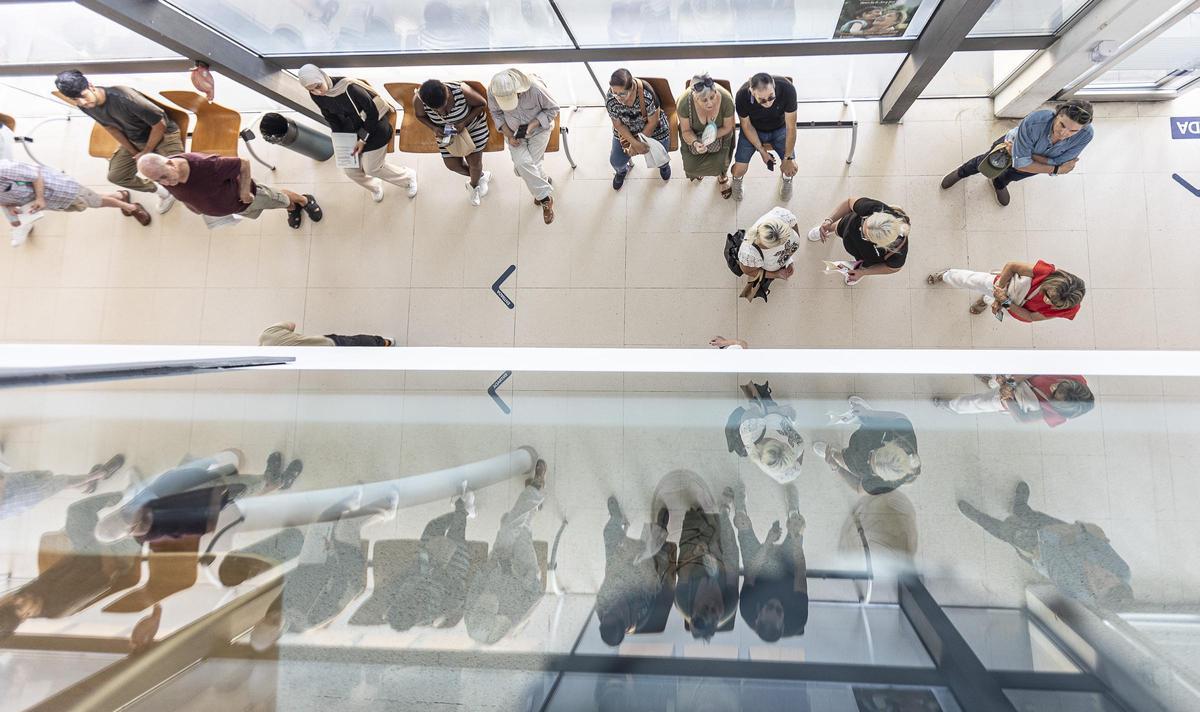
[
  {"x1": 724, "y1": 230, "x2": 772, "y2": 302},
  {"x1": 445, "y1": 129, "x2": 477, "y2": 158},
  {"x1": 639, "y1": 132, "x2": 670, "y2": 169}
]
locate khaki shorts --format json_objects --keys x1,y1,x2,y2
[
  {"x1": 239, "y1": 183, "x2": 290, "y2": 219},
  {"x1": 65, "y1": 186, "x2": 104, "y2": 212}
]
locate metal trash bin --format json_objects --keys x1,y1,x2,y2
[{"x1": 259, "y1": 113, "x2": 334, "y2": 161}]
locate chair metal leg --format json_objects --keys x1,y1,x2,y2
[
  {"x1": 240, "y1": 129, "x2": 277, "y2": 171},
  {"x1": 16, "y1": 116, "x2": 71, "y2": 167},
  {"x1": 847, "y1": 122, "x2": 858, "y2": 166},
  {"x1": 560, "y1": 127, "x2": 577, "y2": 169}
]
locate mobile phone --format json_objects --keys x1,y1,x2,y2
[
  {"x1": 766, "y1": 157, "x2": 776, "y2": 171},
  {"x1": 993, "y1": 308, "x2": 1004, "y2": 323},
  {"x1": 514, "y1": 124, "x2": 528, "y2": 139}
]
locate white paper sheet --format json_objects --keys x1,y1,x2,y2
[
  {"x1": 331, "y1": 132, "x2": 360, "y2": 169},
  {"x1": 202, "y1": 213, "x2": 244, "y2": 230}
]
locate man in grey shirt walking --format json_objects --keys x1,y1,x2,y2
[{"x1": 488, "y1": 68, "x2": 559, "y2": 225}]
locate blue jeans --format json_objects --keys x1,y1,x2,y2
[
  {"x1": 734, "y1": 125, "x2": 788, "y2": 164},
  {"x1": 610, "y1": 134, "x2": 671, "y2": 178}
]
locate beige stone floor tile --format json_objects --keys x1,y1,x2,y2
[
  {"x1": 1074, "y1": 118, "x2": 1145, "y2": 175},
  {"x1": 851, "y1": 289, "x2": 913, "y2": 347},
  {"x1": 256, "y1": 232, "x2": 311, "y2": 289},
  {"x1": 627, "y1": 178, "x2": 737, "y2": 234},
  {"x1": 9, "y1": 232, "x2": 65, "y2": 288},
  {"x1": 51, "y1": 288, "x2": 104, "y2": 343},
  {"x1": 1154, "y1": 290, "x2": 1200, "y2": 350},
  {"x1": 60, "y1": 228, "x2": 115, "y2": 288},
  {"x1": 906, "y1": 179, "x2": 965, "y2": 231},
  {"x1": 910, "y1": 288, "x2": 973, "y2": 348},
  {"x1": 199, "y1": 287, "x2": 307, "y2": 345},
  {"x1": 304, "y1": 288, "x2": 409, "y2": 346},
  {"x1": 845, "y1": 122, "x2": 906, "y2": 178},
  {"x1": 1021, "y1": 173, "x2": 1086, "y2": 231},
  {"x1": 5, "y1": 287, "x2": 56, "y2": 341},
  {"x1": 1025, "y1": 229, "x2": 1090, "y2": 284},
  {"x1": 516, "y1": 177, "x2": 624, "y2": 238},
  {"x1": 626, "y1": 231, "x2": 735, "y2": 288},
  {"x1": 515, "y1": 288, "x2": 624, "y2": 346},
  {"x1": 736, "y1": 288, "x2": 853, "y2": 348},
  {"x1": 407, "y1": 288, "x2": 513, "y2": 347},
  {"x1": 967, "y1": 308, "x2": 1034, "y2": 349},
  {"x1": 966, "y1": 229, "x2": 1027, "y2": 272},
  {"x1": 1084, "y1": 173, "x2": 1148, "y2": 231},
  {"x1": 206, "y1": 232, "x2": 262, "y2": 289},
  {"x1": 1090, "y1": 288, "x2": 1159, "y2": 350},
  {"x1": 903, "y1": 120, "x2": 964, "y2": 176},
  {"x1": 1030, "y1": 305, "x2": 1096, "y2": 350},
  {"x1": 964, "y1": 173, "x2": 1027, "y2": 230},
  {"x1": 1145, "y1": 172, "x2": 1200, "y2": 231},
  {"x1": 1086, "y1": 226, "x2": 1153, "y2": 289}
]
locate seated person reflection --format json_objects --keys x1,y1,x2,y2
[
  {"x1": 383, "y1": 488, "x2": 477, "y2": 632},
  {"x1": 732, "y1": 480, "x2": 808, "y2": 641},
  {"x1": 813, "y1": 397, "x2": 921, "y2": 496},
  {"x1": 934, "y1": 374, "x2": 1095, "y2": 427},
  {"x1": 250, "y1": 489, "x2": 399, "y2": 644},
  {"x1": 597, "y1": 495, "x2": 677, "y2": 646},
  {"x1": 958, "y1": 481, "x2": 1133, "y2": 610},
  {"x1": 464, "y1": 458, "x2": 549, "y2": 644},
  {"x1": 0, "y1": 448, "x2": 124, "y2": 521},
  {"x1": 0, "y1": 492, "x2": 141, "y2": 640},
  {"x1": 726, "y1": 380, "x2": 803, "y2": 485}
]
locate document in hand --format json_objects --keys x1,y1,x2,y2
[{"x1": 331, "y1": 132, "x2": 361, "y2": 169}]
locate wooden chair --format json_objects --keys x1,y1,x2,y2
[
  {"x1": 160, "y1": 90, "x2": 241, "y2": 156},
  {"x1": 463, "y1": 80, "x2": 505, "y2": 153},
  {"x1": 639, "y1": 77, "x2": 678, "y2": 152},
  {"x1": 384, "y1": 81, "x2": 440, "y2": 154},
  {"x1": 0, "y1": 113, "x2": 14, "y2": 131}
]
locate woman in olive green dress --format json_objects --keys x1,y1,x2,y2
[{"x1": 677, "y1": 73, "x2": 737, "y2": 197}]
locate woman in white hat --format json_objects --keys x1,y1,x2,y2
[
  {"x1": 487, "y1": 68, "x2": 559, "y2": 224},
  {"x1": 297, "y1": 64, "x2": 418, "y2": 202}
]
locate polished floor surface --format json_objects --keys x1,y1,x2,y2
[{"x1": 1, "y1": 93, "x2": 1199, "y2": 350}]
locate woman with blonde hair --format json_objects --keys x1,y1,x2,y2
[
  {"x1": 928, "y1": 260, "x2": 1085, "y2": 321},
  {"x1": 677, "y1": 73, "x2": 736, "y2": 196},
  {"x1": 736, "y1": 206, "x2": 801, "y2": 281},
  {"x1": 809, "y1": 196, "x2": 910, "y2": 284},
  {"x1": 813, "y1": 397, "x2": 921, "y2": 496}
]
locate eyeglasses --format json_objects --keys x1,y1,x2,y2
[
  {"x1": 612, "y1": 88, "x2": 633, "y2": 98},
  {"x1": 754, "y1": 93, "x2": 776, "y2": 106},
  {"x1": 1060, "y1": 103, "x2": 1092, "y2": 125}
]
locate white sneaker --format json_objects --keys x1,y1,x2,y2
[
  {"x1": 406, "y1": 176, "x2": 419, "y2": 199},
  {"x1": 157, "y1": 192, "x2": 176, "y2": 215},
  {"x1": 479, "y1": 170, "x2": 492, "y2": 187},
  {"x1": 467, "y1": 182, "x2": 481, "y2": 206},
  {"x1": 812, "y1": 441, "x2": 828, "y2": 460},
  {"x1": 477, "y1": 171, "x2": 491, "y2": 199},
  {"x1": 807, "y1": 226, "x2": 824, "y2": 242},
  {"x1": 458, "y1": 480, "x2": 477, "y2": 519},
  {"x1": 848, "y1": 395, "x2": 872, "y2": 411},
  {"x1": 370, "y1": 184, "x2": 385, "y2": 203},
  {"x1": 10, "y1": 220, "x2": 34, "y2": 247}
]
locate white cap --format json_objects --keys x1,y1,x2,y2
[{"x1": 489, "y1": 68, "x2": 532, "y2": 112}]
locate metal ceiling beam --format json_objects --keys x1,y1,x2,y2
[
  {"x1": 72, "y1": 0, "x2": 322, "y2": 122},
  {"x1": 879, "y1": 0, "x2": 996, "y2": 122},
  {"x1": 0, "y1": 58, "x2": 194, "y2": 76}
]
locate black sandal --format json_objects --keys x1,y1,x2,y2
[
  {"x1": 287, "y1": 205, "x2": 303, "y2": 229},
  {"x1": 301, "y1": 194, "x2": 323, "y2": 222}
]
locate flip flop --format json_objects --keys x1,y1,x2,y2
[{"x1": 301, "y1": 195, "x2": 323, "y2": 222}]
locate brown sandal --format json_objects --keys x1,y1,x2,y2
[
  {"x1": 969, "y1": 298, "x2": 989, "y2": 315},
  {"x1": 540, "y1": 196, "x2": 555, "y2": 225},
  {"x1": 116, "y1": 190, "x2": 151, "y2": 226},
  {"x1": 717, "y1": 176, "x2": 733, "y2": 200}
]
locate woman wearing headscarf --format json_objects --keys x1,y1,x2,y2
[{"x1": 297, "y1": 64, "x2": 418, "y2": 202}]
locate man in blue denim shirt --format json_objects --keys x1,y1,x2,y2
[{"x1": 942, "y1": 101, "x2": 1095, "y2": 207}]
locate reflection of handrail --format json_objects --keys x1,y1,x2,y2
[
  {"x1": 12, "y1": 116, "x2": 72, "y2": 167},
  {"x1": 0, "y1": 356, "x2": 295, "y2": 389}
]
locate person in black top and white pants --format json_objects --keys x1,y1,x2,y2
[{"x1": 298, "y1": 64, "x2": 418, "y2": 202}]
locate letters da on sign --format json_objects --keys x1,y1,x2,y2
[{"x1": 1172, "y1": 117, "x2": 1200, "y2": 139}]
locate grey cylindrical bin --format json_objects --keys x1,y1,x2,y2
[{"x1": 259, "y1": 113, "x2": 334, "y2": 161}]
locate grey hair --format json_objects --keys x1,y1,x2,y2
[
  {"x1": 691, "y1": 73, "x2": 718, "y2": 97},
  {"x1": 862, "y1": 210, "x2": 910, "y2": 247},
  {"x1": 136, "y1": 152, "x2": 172, "y2": 181},
  {"x1": 1051, "y1": 379, "x2": 1095, "y2": 419},
  {"x1": 1041, "y1": 271, "x2": 1086, "y2": 309}
]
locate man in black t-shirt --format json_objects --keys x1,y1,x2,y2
[{"x1": 732, "y1": 73, "x2": 798, "y2": 203}]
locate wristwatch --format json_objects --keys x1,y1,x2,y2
[
  {"x1": 784, "y1": 154, "x2": 796, "y2": 160},
  {"x1": 1051, "y1": 164, "x2": 1060, "y2": 175},
  {"x1": 1000, "y1": 298, "x2": 1013, "y2": 308}
]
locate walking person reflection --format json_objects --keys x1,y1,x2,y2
[
  {"x1": 732, "y1": 480, "x2": 808, "y2": 641},
  {"x1": 934, "y1": 375, "x2": 1095, "y2": 428},
  {"x1": 597, "y1": 495, "x2": 676, "y2": 646},
  {"x1": 813, "y1": 397, "x2": 921, "y2": 496},
  {"x1": 725, "y1": 380, "x2": 803, "y2": 485}
]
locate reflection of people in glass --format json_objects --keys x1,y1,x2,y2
[
  {"x1": 733, "y1": 481, "x2": 807, "y2": 641},
  {"x1": 418, "y1": 0, "x2": 491, "y2": 51},
  {"x1": 934, "y1": 375, "x2": 1095, "y2": 427},
  {"x1": 726, "y1": 381, "x2": 803, "y2": 485},
  {"x1": 862, "y1": 8, "x2": 909, "y2": 36},
  {"x1": 662, "y1": 471, "x2": 739, "y2": 640},
  {"x1": 0, "y1": 450, "x2": 123, "y2": 520},
  {"x1": 0, "y1": 492, "x2": 141, "y2": 639},
  {"x1": 958, "y1": 482, "x2": 1133, "y2": 610},
  {"x1": 839, "y1": 489, "x2": 918, "y2": 575},
  {"x1": 383, "y1": 490, "x2": 476, "y2": 631},
  {"x1": 813, "y1": 397, "x2": 920, "y2": 495},
  {"x1": 838, "y1": 6, "x2": 882, "y2": 35},
  {"x1": 464, "y1": 459, "x2": 548, "y2": 644},
  {"x1": 734, "y1": 0, "x2": 796, "y2": 42},
  {"x1": 597, "y1": 496, "x2": 676, "y2": 646},
  {"x1": 251, "y1": 490, "x2": 399, "y2": 645}
]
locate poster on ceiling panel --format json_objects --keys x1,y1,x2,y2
[{"x1": 834, "y1": 0, "x2": 924, "y2": 38}]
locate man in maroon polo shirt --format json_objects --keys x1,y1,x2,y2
[{"x1": 136, "y1": 152, "x2": 322, "y2": 229}]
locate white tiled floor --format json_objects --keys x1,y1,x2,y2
[{"x1": 3, "y1": 92, "x2": 1200, "y2": 349}]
